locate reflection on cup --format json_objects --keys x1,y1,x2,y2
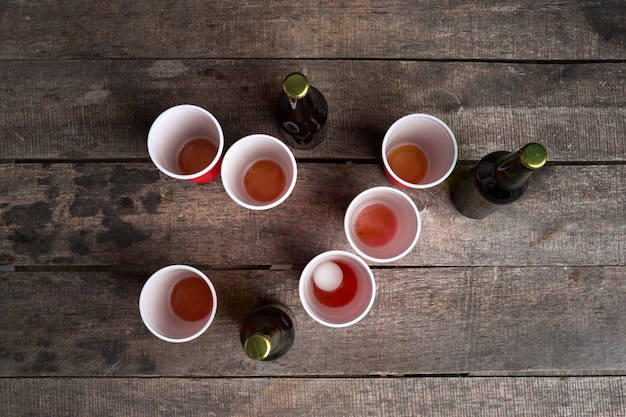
[
  {"x1": 222, "y1": 134, "x2": 297, "y2": 210},
  {"x1": 148, "y1": 105, "x2": 224, "y2": 183},
  {"x1": 299, "y1": 250, "x2": 376, "y2": 328},
  {"x1": 345, "y1": 187, "x2": 421, "y2": 263},
  {"x1": 382, "y1": 114, "x2": 457, "y2": 188},
  {"x1": 139, "y1": 265, "x2": 218, "y2": 343}
]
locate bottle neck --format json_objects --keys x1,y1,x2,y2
[
  {"x1": 287, "y1": 90, "x2": 309, "y2": 109},
  {"x1": 493, "y1": 150, "x2": 535, "y2": 189}
]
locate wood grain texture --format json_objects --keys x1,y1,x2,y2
[
  {"x1": 1, "y1": 267, "x2": 624, "y2": 377},
  {"x1": 1, "y1": 163, "x2": 623, "y2": 268},
  {"x1": 1, "y1": 377, "x2": 625, "y2": 416},
  {"x1": 1, "y1": 0, "x2": 625, "y2": 60},
  {"x1": 1, "y1": 0, "x2": 624, "y2": 412},
  {"x1": 1, "y1": 60, "x2": 624, "y2": 161}
]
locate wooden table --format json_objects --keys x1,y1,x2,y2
[{"x1": 1, "y1": 1, "x2": 625, "y2": 415}]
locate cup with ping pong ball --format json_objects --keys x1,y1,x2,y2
[
  {"x1": 299, "y1": 250, "x2": 376, "y2": 328},
  {"x1": 344, "y1": 186, "x2": 421, "y2": 263}
]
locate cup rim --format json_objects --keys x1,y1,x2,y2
[
  {"x1": 147, "y1": 104, "x2": 225, "y2": 180},
  {"x1": 344, "y1": 186, "x2": 421, "y2": 263},
  {"x1": 299, "y1": 250, "x2": 376, "y2": 328},
  {"x1": 139, "y1": 264, "x2": 218, "y2": 343},
  {"x1": 222, "y1": 134, "x2": 298, "y2": 210},
  {"x1": 382, "y1": 113, "x2": 458, "y2": 189}
]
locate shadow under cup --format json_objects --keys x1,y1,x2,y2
[
  {"x1": 299, "y1": 251, "x2": 376, "y2": 328},
  {"x1": 148, "y1": 105, "x2": 224, "y2": 183}
]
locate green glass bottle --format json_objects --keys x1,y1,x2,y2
[
  {"x1": 240, "y1": 303, "x2": 295, "y2": 361},
  {"x1": 451, "y1": 143, "x2": 547, "y2": 219},
  {"x1": 275, "y1": 72, "x2": 328, "y2": 150}
]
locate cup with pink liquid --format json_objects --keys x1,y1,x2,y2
[{"x1": 344, "y1": 187, "x2": 421, "y2": 263}]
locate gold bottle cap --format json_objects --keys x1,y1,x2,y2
[
  {"x1": 283, "y1": 72, "x2": 310, "y2": 99},
  {"x1": 520, "y1": 143, "x2": 547, "y2": 169},
  {"x1": 244, "y1": 334, "x2": 272, "y2": 360}
]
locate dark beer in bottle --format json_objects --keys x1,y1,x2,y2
[
  {"x1": 451, "y1": 143, "x2": 547, "y2": 219},
  {"x1": 240, "y1": 303, "x2": 295, "y2": 361},
  {"x1": 276, "y1": 72, "x2": 328, "y2": 150}
]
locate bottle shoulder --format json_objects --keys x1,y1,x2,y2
[
  {"x1": 470, "y1": 150, "x2": 529, "y2": 202},
  {"x1": 308, "y1": 86, "x2": 328, "y2": 108},
  {"x1": 452, "y1": 145, "x2": 545, "y2": 217},
  {"x1": 276, "y1": 90, "x2": 327, "y2": 115},
  {"x1": 241, "y1": 304, "x2": 295, "y2": 331}
]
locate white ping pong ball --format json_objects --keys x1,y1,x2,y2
[{"x1": 313, "y1": 261, "x2": 343, "y2": 292}]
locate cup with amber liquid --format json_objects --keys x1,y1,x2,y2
[
  {"x1": 148, "y1": 105, "x2": 224, "y2": 183},
  {"x1": 139, "y1": 265, "x2": 218, "y2": 343},
  {"x1": 382, "y1": 113, "x2": 457, "y2": 189},
  {"x1": 221, "y1": 134, "x2": 297, "y2": 210}
]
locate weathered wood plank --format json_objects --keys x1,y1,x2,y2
[
  {"x1": 1, "y1": 163, "x2": 623, "y2": 267},
  {"x1": 1, "y1": 0, "x2": 625, "y2": 61},
  {"x1": 1, "y1": 1, "x2": 621, "y2": 414},
  {"x1": 0, "y1": 267, "x2": 624, "y2": 376},
  {"x1": 1, "y1": 377, "x2": 625, "y2": 417},
  {"x1": 1, "y1": 60, "x2": 624, "y2": 161}
]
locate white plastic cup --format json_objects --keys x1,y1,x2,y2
[
  {"x1": 148, "y1": 105, "x2": 224, "y2": 183},
  {"x1": 382, "y1": 113, "x2": 457, "y2": 188},
  {"x1": 299, "y1": 250, "x2": 376, "y2": 328},
  {"x1": 221, "y1": 134, "x2": 297, "y2": 210},
  {"x1": 139, "y1": 265, "x2": 218, "y2": 343},
  {"x1": 345, "y1": 187, "x2": 421, "y2": 263}
]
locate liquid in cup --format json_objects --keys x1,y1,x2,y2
[
  {"x1": 312, "y1": 259, "x2": 359, "y2": 308},
  {"x1": 177, "y1": 137, "x2": 219, "y2": 176},
  {"x1": 243, "y1": 159, "x2": 287, "y2": 204},
  {"x1": 353, "y1": 202, "x2": 398, "y2": 247},
  {"x1": 169, "y1": 275, "x2": 214, "y2": 322},
  {"x1": 386, "y1": 143, "x2": 429, "y2": 184}
]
